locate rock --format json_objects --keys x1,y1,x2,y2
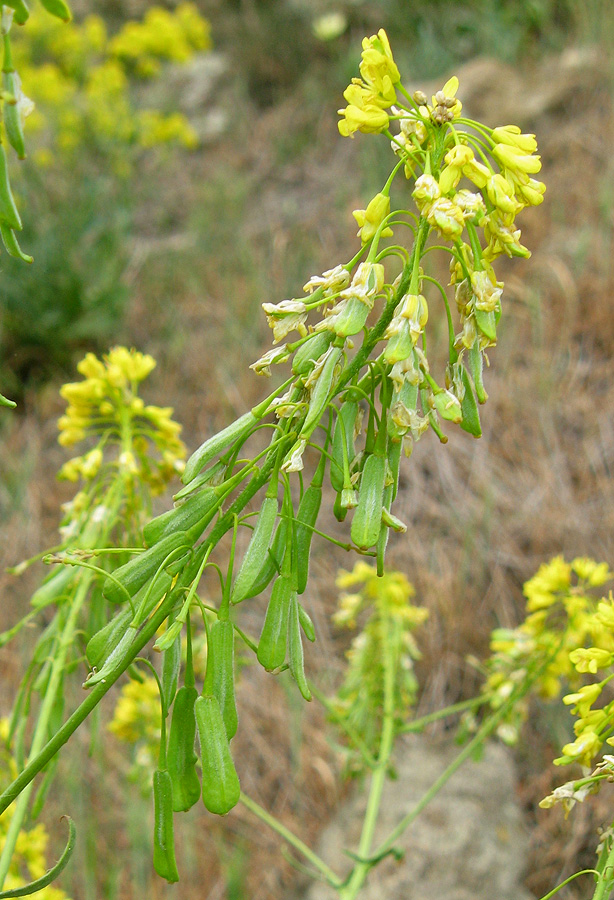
[{"x1": 303, "y1": 735, "x2": 534, "y2": 900}]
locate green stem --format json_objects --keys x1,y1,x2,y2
[
  {"x1": 0, "y1": 456, "x2": 280, "y2": 821},
  {"x1": 0, "y1": 572, "x2": 92, "y2": 889},
  {"x1": 398, "y1": 695, "x2": 487, "y2": 734},
  {"x1": 310, "y1": 684, "x2": 376, "y2": 770},
  {"x1": 591, "y1": 829, "x2": 614, "y2": 900},
  {"x1": 239, "y1": 792, "x2": 342, "y2": 888},
  {"x1": 338, "y1": 217, "x2": 430, "y2": 392},
  {"x1": 339, "y1": 612, "x2": 398, "y2": 900},
  {"x1": 371, "y1": 686, "x2": 532, "y2": 861}
]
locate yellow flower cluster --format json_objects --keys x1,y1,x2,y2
[
  {"x1": 0, "y1": 721, "x2": 70, "y2": 900},
  {"x1": 485, "y1": 556, "x2": 613, "y2": 749},
  {"x1": 12, "y1": 4, "x2": 208, "y2": 168},
  {"x1": 57, "y1": 347, "x2": 185, "y2": 494},
  {"x1": 338, "y1": 29, "x2": 400, "y2": 136},
  {"x1": 332, "y1": 563, "x2": 428, "y2": 756},
  {"x1": 109, "y1": 4, "x2": 212, "y2": 78},
  {"x1": 108, "y1": 676, "x2": 160, "y2": 747}
]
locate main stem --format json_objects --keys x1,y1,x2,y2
[{"x1": 339, "y1": 613, "x2": 398, "y2": 900}]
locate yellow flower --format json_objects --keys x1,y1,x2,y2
[
  {"x1": 352, "y1": 192, "x2": 393, "y2": 243},
  {"x1": 560, "y1": 730, "x2": 602, "y2": 766},
  {"x1": 359, "y1": 29, "x2": 400, "y2": 99},
  {"x1": 492, "y1": 142, "x2": 542, "y2": 175},
  {"x1": 338, "y1": 83, "x2": 390, "y2": 137},
  {"x1": 569, "y1": 647, "x2": 614, "y2": 674},
  {"x1": 562, "y1": 683, "x2": 602, "y2": 716},
  {"x1": 427, "y1": 197, "x2": 465, "y2": 239},
  {"x1": 491, "y1": 125, "x2": 537, "y2": 154},
  {"x1": 573, "y1": 558, "x2": 613, "y2": 587}
]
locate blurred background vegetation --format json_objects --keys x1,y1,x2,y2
[{"x1": 2, "y1": 0, "x2": 614, "y2": 898}]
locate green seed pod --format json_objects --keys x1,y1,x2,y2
[
  {"x1": 182, "y1": 411, "x2": 257, "y2": 485},
  {"x1": 0, "y1": 143, "x2": 22, "y2": 231},
  {"x1": 167, "y1": 686, "x2": 200, "y2": 812},
  {"x1": 4, "y1": 0, "x2": 29, "y2": 25},
  {"x1": 459, "y1": 365, "x2": 482, "y2": 437},
  {"x1": 333, "y1": 491, "x2": 347, "y2": 522},
  {"x1": 30, "y1": 566, "x2": 73, "y2": 609},
  {"x1": 383, "y1": 318, "x2": 413, "y2": 364},
  {"x1": 0, "y1": 224, "x2": 32, "y2": 262},
  {"x1": 0, "y1": 388, "x2": 16, "y2": 407},
  {"x1": 203, "y1": 620, "x2": 237, "y2": 740},
  {"x1": 161, "y1": 633, "x2": 181, "y2": 713},
  {"x1": 231, "y1": 496, "x2": 278, "y2": 604},
  {"x1": 295, "y1": 482, "x2": 322, "y2": 595},
  {"x1": 292, "y1": 331, "x2": 333, "y2": 377},
  {"x1": 39, "y1": 0, "x2": 72, "y2": 20},
  {"x1": 330, "y1": 400, "x2": 358, "y2": 493},
  {"x1": 300, "y1": 345, "x2": 343, "y2": 440},
  {"x1": 288, "y1": 592, "x2": 311, "y2": 700},
  {"x1": 86, "y1": 604, "x2": 132, "y2": 669},
  {"x1": 468, "y1": 340, "x2": 488, "y2": 403},
  {"x1": 144, "y1": 486, "x2": 219, "y2": 547},
  {"x1": 241, "y1": 514, "x2": 288, "y2": 600},
  {"x1": 351, "y1": 453, "x2": 386, "y2": 550},
  {"x1": 332, "y1": 296, "x2": 370, "y2": 338},
  {"x1": 376, "y1": 483, "x2": 394, "y2": 576},
  {"x1": 173, "y1": 459, "x2": 225, "y2": 501},
  {"x1": 84, "y1": 625, "x2": 136, "y2": 688},
  {"x1": 474, "y1": 307, "x2": 497, "y2": 342},
  {"x1": 103, "y1": 532, "x2": 189, "y2": 604},
  {"x1": 298, "y1": 602, "x2": 315, "y2": 642},
  {"x1": 3, "y1": 71, "x2": 26, "y2": 160},
  {"x1": 387, "y1": 437, "x2": 402, "y2": 501},
  {"x1": 153, "y1": 769, "x2": 179, "y2": 883},
  {"x1": 257, "y1": 575, "x2": 292, "y2": 671},
  {"x1": 195, "y1": 694, "x2": 241, "y2": 816}
]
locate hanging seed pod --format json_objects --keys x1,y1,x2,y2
[
  {"x1": 39, "y1": 0, "x2": 72, "y2": 20},
  {"x1": 144, "y1": 486, "x2": 219, "y2": 547},
  {"x1": 0, "y1": 144, "x2": 21, "y2": 231},
  {"x1": 195, "y1": 694, "x2": 241, "y2": 816},
  {"x1": 474, "y1": 307, "x2": 497, "y2": 343},
  {"x1": 333, "y1": 491, "x2": 348, "y2": 522},
  {"x1": 299, "y1": 345, "x2": 343, "y2": 440},
  {"x1": 174, "y1": 459, "x2": 226, "y2": 501},
  {"x1": 292, "y1": 331, "x2": 333, "y2": 377},
  {"x1": 182, "y1": 411, "x2": 257, "y2": 485},
  {"x1": 241, "y1": 513, "x2": 289, "y2": 600},
  {"x1": 167, "y1": 686, "x2": 201, "y2": 812},
  {"x1": 295, "y1": 451, "x2": 325, "y2": 594},
  {"x1": 332, "y1": 296, "x2": 370, "y2": 338},
  {"x1": 103, "y1": 532, "x2": 189, "y2": 604},
  {"x1": 30, "y1": 566, "x2": 73, "y2": 610},
  {"x1": 161, "y1": 633, "x2": 181, "y2": 712},
  {"x1": 203, "y1": 620, "x2": 237, "y2": 740},
  {"x1": 4, "y1": 0, "x2": 30, "y2": 24},
  {"x1": 257, "y1": 575, "x2": 292, "y2": 671},
  {"x1": 467, "y1": 339, "x2": 488, "y2": 403},
  {"x1": 0, "y1": 224, "x2": 32, "y2": 262},
  {"x1": 288, "y1": 592, "x2": 311, "y2": 700},
  {"x1": 459, "y1": 365, "x2": 482, "y2": 436},
  {"x1": 3, "y1": 72, "x2": 26, "y2": 160},
  {"x1": 298, "y1": 602, "x2": 316, "y2": 642},
  {"x1": 376, "y1": 483, "x2": 394, "y2": 576},
  {"x1": 152, "y1": 769, "x2": 179, "y2": 883},
  {"x1": 351, "y1": 452, "x2": 386, "y2": 549},
  {"x1": 231, "y1": 496, "x2": 278, "y2": 604},
  {"x1": 330, "y1": 400, "x2": 358, "y2": 493}
]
